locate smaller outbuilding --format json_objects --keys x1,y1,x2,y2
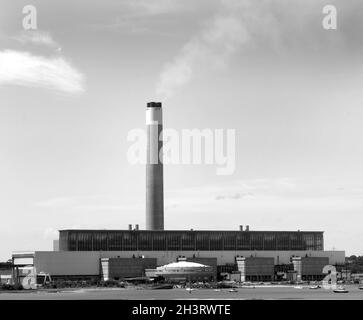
[
  {"x1": 101, "y1": 257, "x2": 157, "y2": 281},
  {"x1": 292, "y1": 256, "x2": 329, "y2": 281},
  {"x1": 236, "y1": 256, "x2": 275, "y2": 282}
]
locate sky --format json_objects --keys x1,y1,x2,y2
[{"x1": 1, "y1": 0, "x2": 363, "y2": 260}]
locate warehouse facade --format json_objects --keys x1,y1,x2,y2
[{"x1": 12, "y1": 247, "x2": 345, "y2": 286}]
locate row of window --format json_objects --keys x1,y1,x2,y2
[{"x1": 60, "y1": 231, "x2": 323, "y2": 251}]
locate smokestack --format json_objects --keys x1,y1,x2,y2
[
  {"x1": 245, "y1": 225, "x2": 250, "y2": 231},
  {"x1": 128, "y1": 224, "x2": 132, "y2": 230},
  {"x1": 146, "y1": 102, "x2": 164, "y2": 230},
  {"x1": 135, "y1": 224, "x2": 139, "y2": 231},
  {"x1": 239, "y1": 225, "x2": 243, "y2": 231}
]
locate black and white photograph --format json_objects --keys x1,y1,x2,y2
[{"x1": 0, "y1": 0, "x2": 363, "y2": 316}]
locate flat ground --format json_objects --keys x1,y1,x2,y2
[{"x1": 0, "y1": 285, "x2": 362, "y2": 300}]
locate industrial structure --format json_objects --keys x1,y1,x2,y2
[
  {"x1": 146, "y1": 102, "x2": 164, "y2": 230},
  {"x1": 154, "y1": 261, "x2": 216, "y2": 282},
  {"x1": 11, "y1": 102, "x2": 346, "y2": 288}
]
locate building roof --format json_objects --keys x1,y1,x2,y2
[
  {"x1": 59, "y1": 229, "x2": 324, "y2": 233},
  {"x1": 160, "y1": 261, "x2": 208, "y2": 269}
]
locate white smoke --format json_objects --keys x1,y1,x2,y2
[
  {"x1": 155, "y1": 2, "x2": 250, "y2": 100},
  {"x1": 155, "y1": 0, "x2": 333, "y2": 100}
]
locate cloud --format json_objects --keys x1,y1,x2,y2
[
  {"x1": 155, "y1": 0, "x2": 363, "y2": 100},
  {"x1": 14, "y1": 31, "x2": 60, "y2": 49},
  {"x1": 156, "y1": 9, "x2": 249, "y2": 100},
  {"x1": 166, "y1": 178, "x2": 293, "y2": 205},
  {"x1": 35, "y1": 195, "x2": 113, "y2": 208},
  {"x1": 88, "y1": 0, "x2": 194, "y2": 37},
  {"x1": 0, "y1": 50, "x2": 84, "y2": 93},
  {"x1": 123, "y1": 0, "x2": 183, "y2": 16},
  {"x1": 215, "y1": 192, "x2": 253, "y2": 200},
  {"x1": 34, "y1": 194, "x2": 143, "y2": 213},
  {"x1": 165, "y1": 176, "x2": 363, "y2": 209},
  {"x1": 35, "y1": 196, "x2": 78, "y2": 208}
]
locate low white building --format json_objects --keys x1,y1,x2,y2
[{"x1": 154, "y1": 261, "x2": 215, "y2": 281}]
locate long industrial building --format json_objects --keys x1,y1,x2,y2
[
  {"x1": 59, "y1": 229, "x2": 324, "y2": 252},
  {"x1": 12, "y1": 102, "x2": 346, "y2": 288}
]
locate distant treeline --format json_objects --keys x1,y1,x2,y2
[{"x1": 346, "y1": 255, "x2": 363, "y2": 273}]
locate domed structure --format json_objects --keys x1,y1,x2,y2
[{"x1": 154, "y1": 261, "x2": 215, "y2": 281}]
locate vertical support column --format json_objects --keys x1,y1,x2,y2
[{"x1": 236, "y1": 256, "x2": 246, "y2": 282}]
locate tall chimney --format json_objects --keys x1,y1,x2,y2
[{"x1": 146, "y1": 102, "x2": 164, "y2": 230}]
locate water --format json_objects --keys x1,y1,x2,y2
[{"x1": 0, "y1": 285, "x2": 362, "y2": 300}]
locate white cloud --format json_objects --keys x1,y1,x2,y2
[
  {"x1": 14, "y1": 31, "x2": 60, "y2": 49},
  {"x1": 124, "y1": 0, "x2": 182, "y2": 16},
  {"x1": 155, "y1": 0, "x2": 357, "y2": 100},
  {"x1": 0, "y1": 50, "x2": 84, "y2": 93},
  {"x1": 165, "y1": 177, "x2": 363, "y2": 209},
  {"x1": 34, "y1": 194, "x2": 143, "y2": 213},
  {"x1": 35, "y1": 196, "x2": 78, "y2": 208}
]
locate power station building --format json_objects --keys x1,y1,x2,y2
[
  {"x1": 59, "y1": 229, "x2": 325, "y2": 252},
  {"x1": 11, "y1": 102, "x2": 345, "y2": 287}
]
